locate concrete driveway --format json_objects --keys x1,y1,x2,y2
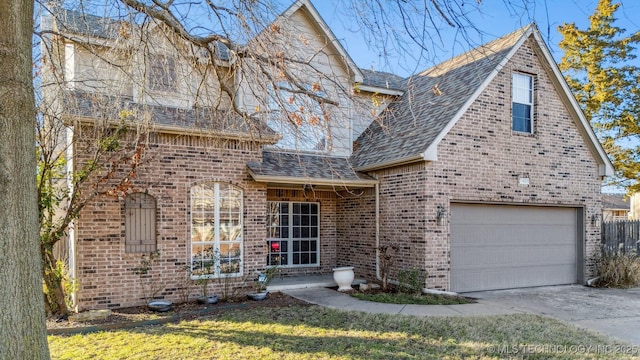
[{"x1": 465, "y1": 285, "x2": 640, "y2": 345}]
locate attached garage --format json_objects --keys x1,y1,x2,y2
[{"x1": 450, "y1": 203, "x2": 582, "y2": 293}]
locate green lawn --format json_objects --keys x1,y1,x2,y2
[
  {"x1": 49, "y1": 305, "x2": 636, "y2": 360},
  {"x1": 351, "y1": 291, "x2": 473, "y2": 305}
]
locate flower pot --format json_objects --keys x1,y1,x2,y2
[
  {"x1": 333, "y1": 266, "x2": 355, "y2": 291},
  {"x1": 147, "y1": 300, "x2": 172, "y2": 312},
  {"x1": 247, "y1": 291, "x2": 268, "y2": 301},
  {"x1": 197, "y1": 295, "x2": 218, "y2": 304}
]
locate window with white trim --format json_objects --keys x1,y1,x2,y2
[
  {"x1": 512, "y1": 73, "x2": 534, "y2": 133},
  {"x1": 190, "y1": 183, "x2": 243, "y2": 278},
  {"x1": 267, "y1": 202, "x2": 319, "y2": 267}
]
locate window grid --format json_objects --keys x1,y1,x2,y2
[
  {"x1": 191, "y1": 183, "x2": 243, "y2": 279},
  {"x1": 512, "y1": 73, "x2": 534, "y2": 133},
  {"x1": 267, "y1": 201, "x2": 319, "y2": 267}
]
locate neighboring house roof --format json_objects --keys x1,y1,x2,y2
[
  {"x1": 602, "y1": 194, "x2": 630, "y2": 211},
  {"x1": 350, "y1": 24, "x2": 615, "y2": 177},
  {"x1": 247, "y1": 150, "x2": 377, "y2": 188},
  {"x1": 64, "y1": 91, "x2": 278, "y2": 142}
]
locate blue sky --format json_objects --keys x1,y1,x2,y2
[{"x1": 312, "y1": 0, "x2": 640, "y2": 77}]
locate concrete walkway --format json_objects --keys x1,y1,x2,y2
[
  {"x1": 283, "y1": 287, "x2": 523, "y2": 317},
  {"x1": 283, "y1": 285, "x2": 640, "y2": 346}
]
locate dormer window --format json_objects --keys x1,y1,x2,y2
[
  {"x1": 512, "y1": 73, "x2": 534, "y2": 133},
  {"x1": 148, "y1": 55, "x2": 177, "y2": 92}
]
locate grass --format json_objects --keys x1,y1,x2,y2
[
  {"x1": 49, "y1": 305, "x2": 636, "y2": 360},
  {"x1": 351, "y1": 291, "x2": 472, "y2": 305}
]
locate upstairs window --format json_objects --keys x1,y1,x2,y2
[
  {"x1": 148, "y1": 55, "x2": 177, "y2": 92},
  {"x1": 125, "y1": 193, "x2": 157, "y2": 253},
  {"x1": 267, "y1": 83, "x2": 331, "y2": 152},
  {"x1": 512, "y1": 73, "x2": 534, "y2": 133}
]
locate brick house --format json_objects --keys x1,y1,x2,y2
[{"x1": 44, "y1": 0, "x2": 612, "y2": 310}]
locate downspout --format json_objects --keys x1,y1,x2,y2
[
  {"x1": 375, "y1": 179, "x2": 381, "y2": 281},
  {"x1": 65, "y1": 125, "x2": 77, "y2": 311}
]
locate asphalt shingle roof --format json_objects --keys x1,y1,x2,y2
[
  {"x1": 247, "y1": 151, "x2": 374, "y2": 183},
  {"x1": 350, "y1": 26, "x2": 530, "y2": 169},
  {"x1": 602, "y1": 194, "x2": 630, "y2": 210},
  {"x1": 359, "y1": 69, "x2": 405, "y2": 91},
  {"x1": 64, "y1": 91, "x2": 276, "y2": 139},
  {"x1": 47, "y1": 9, "x2": 231, "y2": 61}
]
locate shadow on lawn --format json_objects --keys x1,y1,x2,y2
[{"x1": 119, "y1": 305, "x2": 621, "y2": 359}]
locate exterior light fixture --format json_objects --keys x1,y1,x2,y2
[
  {"x1": 591, "y1": 213, "x2": 601, "y2": 225},
  {"x1": 436, "y1": 206, "x2": 447, "y2": 226}
]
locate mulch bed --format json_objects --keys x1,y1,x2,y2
[{"x1": 47, "y1": 292, "x2": 309, "y2": 335}]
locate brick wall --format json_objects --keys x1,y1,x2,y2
[
  {"x1": 74, "y1": 132, "x2": 267, "y2": 310},
  {"x1": 338, "y1": 38, "x2": 603, "y2": 291}
]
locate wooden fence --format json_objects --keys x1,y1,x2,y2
[{"x1": 601, "y1": 220, "x2": 640, "y2": 255}]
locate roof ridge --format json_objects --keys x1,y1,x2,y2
[{"x1": 418, "y1": 24, "x2": 532, "y2": 78}]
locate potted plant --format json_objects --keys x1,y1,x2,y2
[{"x1": 247, "y1": 266, "x2": 278, "y2": 301}]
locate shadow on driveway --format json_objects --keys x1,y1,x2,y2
[{"x1": 465, "y1": 285, "x2": 640, "y2": 346}]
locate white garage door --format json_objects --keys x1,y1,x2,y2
[{"x1": 450, "y1": 203, "x2": 578, "y2": 293}]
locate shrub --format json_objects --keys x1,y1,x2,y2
[
  {"x1": 397, "y1": 268, "x2": 427, "y2": 295},
  {"x1": 594, "y1": 253, "x2": 640, "y2": 288}
]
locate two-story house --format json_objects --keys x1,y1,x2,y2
[{"x1": 44, "y1": 0, "x2": 612, "y2": 310}]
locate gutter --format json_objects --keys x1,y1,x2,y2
[
  {"x1": 354, "y1": 154, "x2": 425, "y2": 172},
  {"x1": 248, "y1": 169, "x2": 378, "y2": 188}
]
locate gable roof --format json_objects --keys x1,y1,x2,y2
[
  {"x1": 350, "y1": 24, "x2": 614, "y2": 177},
  {"x1": 280, "y1": 0, "x2": 364, "y2": 84}
]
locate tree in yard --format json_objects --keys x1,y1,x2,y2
[
  {"x1": 558, "y1": 0, "x2": 640, "y2": 192},
  {"x1": 0, "y1": 0, "x2": 51, "y2": 359}
]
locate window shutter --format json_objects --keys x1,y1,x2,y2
[{"x1": 125, "y1": 193, "x2": 157, "y2": 253}]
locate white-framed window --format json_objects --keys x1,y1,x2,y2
[
  {"x1": 190, "y1": 182, "x2": 243, "y2": 278},
  {"x1": 267, "y1": 202, "x2": 319, "y2": 267},
  {"x1": 267, "y1": 83, "x2": 331, "y2": 151},
  {"x1": 512, "y1": 73, "x2": 534, "y2": 133},
  {"x1": 124, "y1": 193, "x2": 157, "y2": 253},
  {"x1": 148, "y1": 55, "x2": 177, "y2": 92}
]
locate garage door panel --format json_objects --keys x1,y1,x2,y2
[
  {"x1": 451, "y1": 264, "x2": 577, "y2": 293},
  {"x1": 452, "y1": 244, "x2": 577, "y2": 269},
  {"x1": 453, "y1": 225, "x2": 575, "y2": 247},
  {"x1": 450, "y1": 204, "x2": 577, "y2": 293}
]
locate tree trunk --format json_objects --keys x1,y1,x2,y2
[
  {"x1": 42, "y1": 248, "x2": 70, "y2": 317},
  {"x1": 0, "y1": 0, "x2": 51, "y2": 359}
]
